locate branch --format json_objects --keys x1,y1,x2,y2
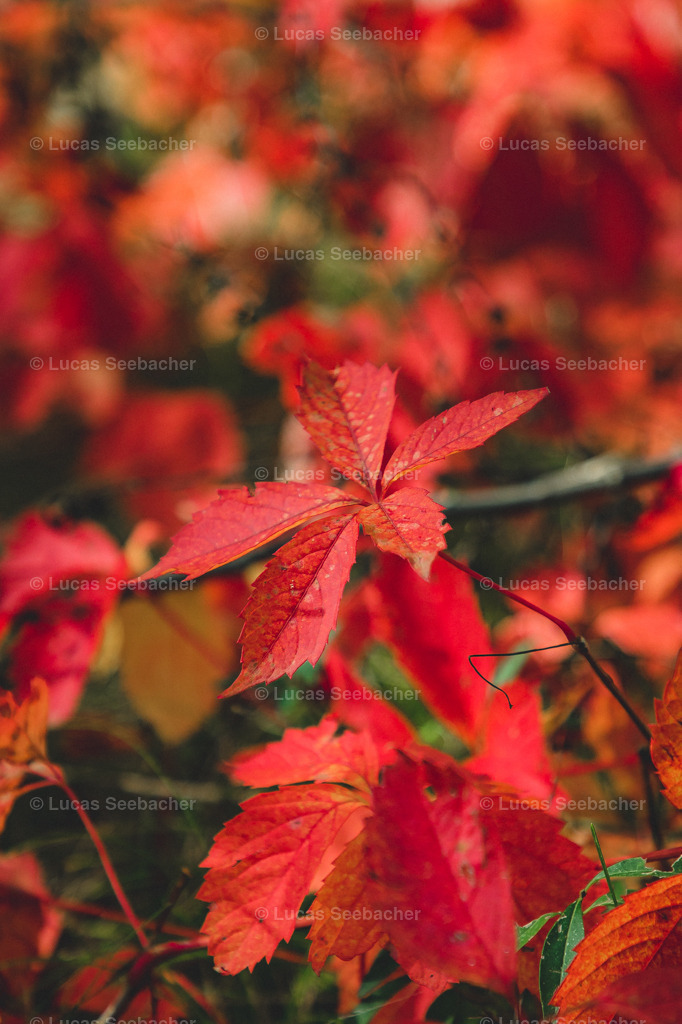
[{"x1": 436, "y1": 448, "x2": 682, "y2": 518}]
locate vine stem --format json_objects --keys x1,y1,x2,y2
[
  {"x1": 93, "y1": 938, "x2": 209, "y2": 1024},
  {"x1": 31, "y1": 765, "x2": 149, "y2": 948},
  {"x1": 438, "y1": 550, "x2": 652, "y2": 743}
]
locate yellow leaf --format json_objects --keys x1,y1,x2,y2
[{"x1": 119, "y1": 584, "x2": 237, "y2": 744}]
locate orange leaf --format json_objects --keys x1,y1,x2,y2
[
  {"x1": 559, "y1": 966, "x2": 682, "y2": 1024},
  {"x1": 307, "y1": 828, "x2": 388, "y2": 972},
  {"x1": 0, "y1": 677, "x2": 48, "y2": 765},
  {"x1": 554, "y1": 873, "x2": 682, "y2": 1016},
  {"x1": 225, "y1": 513, "x2": 359, "y2": 695}
]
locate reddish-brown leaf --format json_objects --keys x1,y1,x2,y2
[
  {"x1": 481, "y1": 802, "x2": 595, "y2": 925},
  {"x1": 58, "y1": 946, "x2": 212, "y2": 1020},
  {"x1": 139, "y1": 482, "x2": 356, "y2": 581},
  {"x1": 651, "y1": 647, "x2": 682, "y2": 809},
  {"x1": 381, "y1": 388, "x2": 548, "y2": 490},
  {"x1": 307, "y1": 828, "x2": 388, "y2": 971},
  {"x1": 357, "y1": 489, "x2": 448, "y2": 580},
  {"x1": 554, "y1": 873, "x2": 682, "y2": 1016},
  {"x1": 296, "y1": 360, "x2": 396, "y2": 497},
  {"x1": 224, "y1": 513, "x2": 359, "y2": 695},
  {"x1": 365, "y1": 758, "x2": 517, "y2": 994},
  {"x1": 198, "y1": 784, "x2": 364, "y2": 974}
]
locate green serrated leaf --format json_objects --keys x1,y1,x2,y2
[
  {"x1": 539, "y1": 897, "x2": 584, "y2": 1016},
  {"x1": 516, "y1": 912, "x2": 559, "y2": 950},
  {"x1": 584, "y1": 854, "x2": 682, "y2": 896},
  {"x1": 584, "y1": 856, "x2": 653, "y2": 891}
]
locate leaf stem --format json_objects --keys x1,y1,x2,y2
[
  {"x1": 31, "y1": 766, "x2": 149, "y2": 948},
  {"x1": 590, "y1": 823, "x2": 620, "y2": 906},
  {"x1": 438, "y1": 551, "x2": 652, "y2": 743}
]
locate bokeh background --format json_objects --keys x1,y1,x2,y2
[{"x1": 2, "y1": 0, "x2": 682, "y2": 1020}]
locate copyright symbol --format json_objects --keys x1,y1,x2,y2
[
  {"x1": 479, "y1": 356, "x2": 494, "y2": 370},
  {"x1": 29, "y1": 577, "x2": 44, "y2": 591},
  {"x1": 30, "y1": 356, "x2": 44, "y2": 370},
  {"x1": 255, "y1": 247, "x2": 269, "y2": 260},
  {"x1": 479, "y1": 797, "x2": 494, "y2": 810},
  {"x1": 480, "y1": 1017, "x2": 494, "y2": 1024},
  {"x1": 255, "y1": 906, "x2": 269, "y2": 919},
  {"x1": 480, "y1": 137, "x2": 494, "y2": 150},
  {"x1": 29, "y1": 137, "x2": 43, "y2": 150},
  {"x1": 480, "y1": 577, "x2": 493, "y2": 590},
  {"x1": 30, "y1": 797, "x2": 44, "y2": 810},
  {"x1": 255, "y1": 27, "x2": 269, "y2": 39},
  {"x1": 254, "y1": 467, "x2": 268, "y2": 480},
  {"x1": 30, "y1": 1017, "x2": 44, "y2": 1024},
  {"x1": 255, "y1": 687, "x2": 268, "y2": 701}
]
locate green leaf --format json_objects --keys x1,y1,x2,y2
[
  {"x1": 516, "y1": 912, "x2": 559, "y2": 950},
  {"x1": 584, "y1": 854, "x2": 682, "y2": 894},
  {"x1": 539, "y1": 897, "x2": 584, "y2": 1016},
  {"x1": 584, "y1": 856, "x2": 650, "y2": 891}
]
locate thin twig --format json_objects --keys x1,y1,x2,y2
[
  {"x1": 438, "y1": 550, "x2": 652, "y2": 743},
  {"x1": 30, "y1": 767, "x2": 149, "y2": 949}
]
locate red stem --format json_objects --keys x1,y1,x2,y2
[
  {"x1": 438, "y1": 550, "x2": 652, "y2": 743},
  {"x1": 438, "y1": 550, "x2": 578, "y2": 640},
  {"x1": 31, "y1": 766, "x2": 149, "y2": 948}
]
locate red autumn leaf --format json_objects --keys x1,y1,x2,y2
[
  {"x1": 381, "y1": 388, "x2": 548, "y2": 490},
  {"x1": 365, "y1": 757, "x2": 517, "y2": 994},
  {"x1": 295, "y1": 360, "x2": 397, "y2": 496},
  {"x1": 481, "y1": 801, "x2": 595, "y2": 925},
  {"x1": 651, "y1": 647, "x2": 682, "y2": 809},
  {"x1": 370, "y1": 553, "x2": 492, "y2": 746},
  {"x1": 198, "y1": 784, "x2": 365, "y2": 975},
  {"x1": 357, "y1": 488, "x2": 448, "y2": 580},
  {"x1": 368, "y1": 980, "x2": 449, "y2": 1024},
  {"x1": 225, "y1": 513, "x2": 359, "y2": 694},
  {"x1": 229, "y1": 715, "x2": 392, "y2": 791},
  {"x1": 0, "y1": 511, "x2": 125, "y2": 625},
  {"x1": 324, "y1": 647, "x2": 415, "y2": 753},
  {"x1": 81, "y1": 389, "x2": 244, "y2": 533},
  {"x1": 467, "y1": 678, "x2": 565, "y2": 804},
  {"x1": 554, "y1": 873, "x2": 682, "y2": 1016},
  {"x1": 0, "y1": 513, "x2": 126, "y2": 724},
  {"x1": 139, "y1": 482, "x2": 355, "y2": 581},
  {"x1": 142, "y1": 360, "x2": 546, "y2": 694},
  {"x1": 594, "y1": 602, "x2": 682, "y2": 662}
]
